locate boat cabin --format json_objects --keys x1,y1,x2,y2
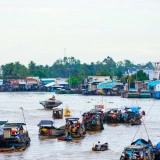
[
  {"x1": 52, "y1": 108, "x2": 63, "y2": 119},
  {"x1": 0, "y1": 121, "x2": 8, "y2": 139},
  {"x1": 37, "y1": 120, "x2": 64, "y2": 138}
]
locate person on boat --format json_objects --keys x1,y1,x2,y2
[
  {"x1": 141, "y1": 110, "x2": 145, "y2": 116},
  {"x1": 86, "y1": 114, "x2": 89, "y2": 119},
  {"x1": 65, "y1": 121, "x2": 71, "y2": 137},
  {"x1": 96, "y1": 141, "x2": 101, "y2": 150},
  {"x1": 76, "y1": 121, "x2": 80, "y2": 131},
  {"x1": 49, "y1": 95, "x2": 56, "y2": 101}
]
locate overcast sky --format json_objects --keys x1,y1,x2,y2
[{"x1": 0, "y1": 0, "x2": 160, "y2": 66}]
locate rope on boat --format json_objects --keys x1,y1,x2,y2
[
  {"x1": 144, "y1": 100, "x2": 156, "y2": 120},
  {"x1": 132, "y1": 100, "x2": 156, "y2": 142}
]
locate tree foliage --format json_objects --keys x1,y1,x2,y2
[{"x1": 1, "y1": 57, "x2": 153, "y2": 89}]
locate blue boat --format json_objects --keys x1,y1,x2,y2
[
  {"x1": 152, "y1": 91, "x2": 160, "y2": 99},
  {"x1": 120, "y1": 139, "x2": 154, "y2": 160}
]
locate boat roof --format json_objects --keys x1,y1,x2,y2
[
  {"x1": 4, "y1": 122, "x2": 26, "y2": 127},
  {"x1": 0, "y1": 121, "x2": 8, "y2": 125},
  {"x1": 37, "y1": 120, "x2": 53, "y2": 126},
  {"x1": 121, "y1": 106, "x2": 140, "y2": 112},
  {"x1": 125, "y1": 145, "x2": 143, "y2": 150},
  {"x1": 53, "y1": 108, "x2": 63, "y2": 111},
  {"x1": 65, "y1": 118, "x2": 79, "y2": 122}
]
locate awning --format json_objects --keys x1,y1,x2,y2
[
  {"x1": 45, "y1": 82, "x2": 56, "y2": 87},
  {"x1": 19, "y1": 82, "x2": 26, "y2": 85},
  {"x1": 0, "y1": 121, "x2": 8, "y2": 125},
  {"x1": 56, "y1": 81, "x2": 68, "y2": 85},
  {"x1": 65, "y1": 118, "x2": 79, "y2": 122},
  {"x1": 37, "y1": 120, "x2": 53, "y2": 126}
]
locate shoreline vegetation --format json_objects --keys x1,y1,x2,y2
[{"x1": 0, "y1": 56, "x2": 153, "y2": 93}]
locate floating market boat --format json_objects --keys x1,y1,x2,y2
[
  {"x1": 39, "y1": 95, "x2": 62, "y2": 109},
  {"x1": 64, "y1": 118, "x2": 86, "y2": 138},
  {"x1": 0, "y1": 122, "x2": 31, "y2": 149},
  {"x1": 104, "y1": 106, "x2": 142, "y2": 125},
  {"x1": 92, "y1": 142, "x2": 108, "y2": 151},
  {"x1": 64, "y1": 106, "x2": 71, "y2": 117},
  {"x1": 120, "y1": 139, "x2": 154, "y2": 160},
  {"x1": 52, "y1": 108, "x2": 63, "y2": 119},
  {"x1": 37, "y1": 120, "x2": 65, "y2": 139},
  {"x1": 82, "y1": 109, "x2": 104, "y2": 131}
]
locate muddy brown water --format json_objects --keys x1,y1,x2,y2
[{"x1": 0, "y1": 92, "x2": 159, "y2": 160}]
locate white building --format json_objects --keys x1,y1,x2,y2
[
  {"x1": 152, "y1": 62, "x2": 160, "y2": 80},
  {"x1": 87, "y1": 76, "x2": 111, "y2": 83},
  {"x1": 123, "y1": 68, "x2": 154, "y2": 80}
]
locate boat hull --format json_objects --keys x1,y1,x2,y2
[
  {"x1": 92, "y1": 143, "x2": 108, "y2": 151},
  {"x1": 39, "y1": 100, "x2": 62, "y2": 109}
]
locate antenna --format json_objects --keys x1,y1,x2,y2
[{"x1": 20, "y1": 107, "x2": 28, "y2": 131}]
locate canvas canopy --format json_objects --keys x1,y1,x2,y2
[
  {"x1": 37, "y1": 120, "x2": 53, "y2": 126},
  {"x1": 65, "y1": 118, "x2": 79, "y2": 122},
  {"x1": 0, "y1": 121, "x2": 8, "y2": 125},
  {"x1": 4, "y1": 122, "x2": 26, "y2": 127},
  {"x1": 121, "y1": 106, "x2": 140, "y2": 112},
  {"x1": 45, "y1": 82, "x2": 56, "y2": 87}
]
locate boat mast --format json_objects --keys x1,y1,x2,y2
[{"x1": 20, "y1": 107, "x2": 28, "y2": 131}]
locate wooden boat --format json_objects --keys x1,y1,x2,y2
[
  {"x1": 64, "y1": 106, "x2": 71, "y2": 117},
  {"x1": 0, "y1": 147, "x2": 15, "y2": 152},
  {"x1": 52, "y1": 108, "x2": 63, "y2": 119},
  {"x1": 39, "y1": 95, "x2": 62, "y2": 109},
  {"x1": 82, "y1": 110, "x2": 104, "y2": 131},
  {"x1": 0, "y1": 122, "x2": 31, "y2": 149},
  {"x1": 104, "y1": 106, "x2": 142, "y2": 125},
  {"x1": 92, "y1": 143, "x2": 108, "y2": 151},
  {"x1": 37, "y1": 120, "x2": 64, "y2": 139},
  {"x1": 57, "y1": 135, "x2": 72, "y2": 141},
  {"x1": 64, "y1": 118, "x2": 86, "y2": 138}
]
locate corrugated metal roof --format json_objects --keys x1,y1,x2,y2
[{"x1": 45, "y1": 82, "x2": 56, "y2": 87}]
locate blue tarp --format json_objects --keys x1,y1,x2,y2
[
  {"x1": 148, "y1": 81, "x2": 160, "y2": 92},
  {"x1": 156, "y1": 142, "x2": 160, "y2": 150},
  {"x1": 121, "y1": 106, "x2": 139, "y2": 112}
]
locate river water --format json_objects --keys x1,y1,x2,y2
[{"x1": 0, "y1": 92, "x2": 159, "y2": 160}]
